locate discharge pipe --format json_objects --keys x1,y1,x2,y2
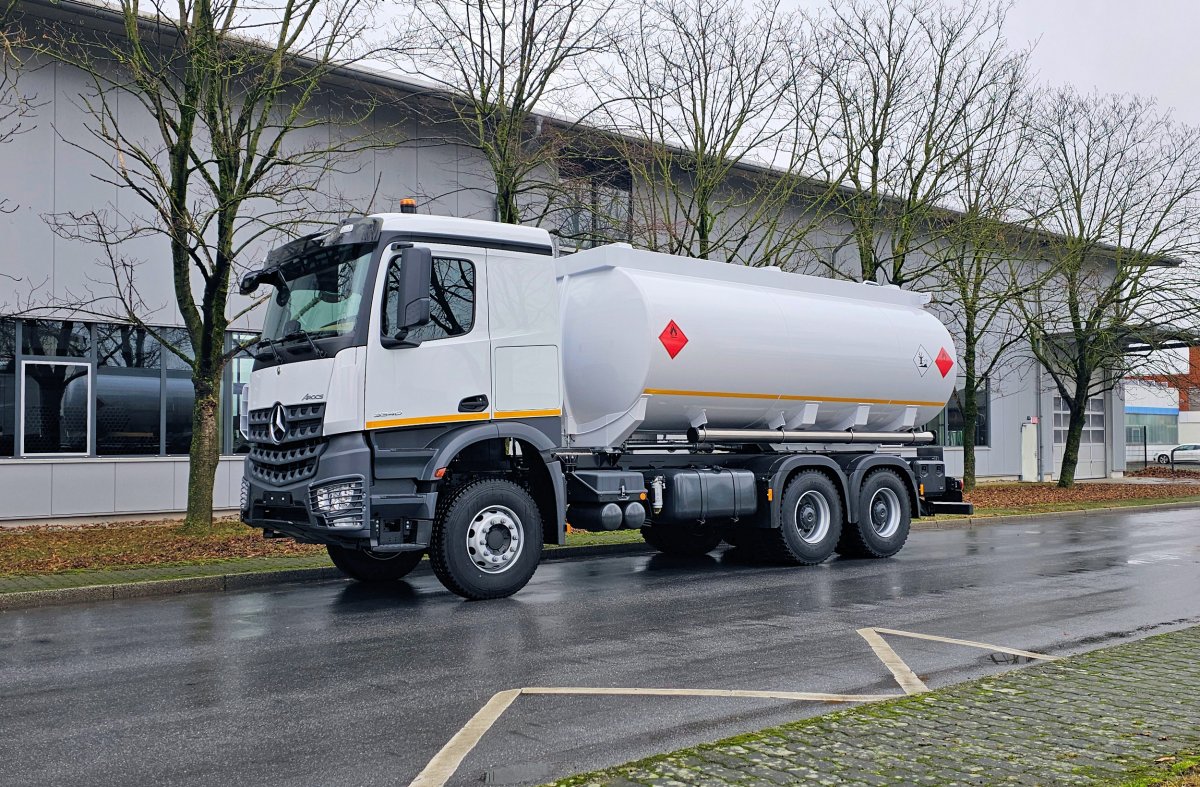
[{"x1": 686, "y1": 427, "x2": 936, "y2": 445}]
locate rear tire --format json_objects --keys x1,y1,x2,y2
[
  {"x1": 754, "y1": 470, "x2": 843, "y2": 565},
  {"x1": 327, "y1": 545, "x2": 423, "y2": 583},
  {"x1": 641, "y1": 524, "x2": 722, "y2": 556},
  {"x1": 429, "y1": 479, "x2": 543, "y2": 600},
  {"x1": 838, "y1": 469, "x2": 912, "y2": 559}
]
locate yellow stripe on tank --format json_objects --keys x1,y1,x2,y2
[
  {"x1": 365, "y1": 409, "x2": 561, "y2": 430},
  {"x1": 642, "y1": 388, "x2": 944, "y2": 408}
]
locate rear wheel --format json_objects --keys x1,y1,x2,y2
[
  {"x1": 327, "y1": 545, "x2": 423, "y2": 583},
  {"x1": 429, "y1": 479, "x2": 544, "y2": 600},
  {"x1": 838, "y1": 469, "x2": 912, "y2": 559},
  {"x1": 641, "y1": 524, "x2": 722, "y2": 556},
  {"x1": 754, "y1": 470, "x2": 843, "y2": 565}
]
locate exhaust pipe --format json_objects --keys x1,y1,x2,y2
[{"x1": 687, "y1": 427, "x2": 936, "y2": 445}]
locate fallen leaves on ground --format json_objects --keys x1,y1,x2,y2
[
  {"x1": 966, "y1": 481, "x2": 1200, "y2": 510},
  {"x1": 0, "y1": 518, "x2": 322, "y2": 576},
  {"x1": 1129, "y1": 465, "x2": 1200, "y2": 480}
]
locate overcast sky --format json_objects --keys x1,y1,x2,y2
[{"x1": 1004, "y1": 0, "x2": 1200, "y2": 125}]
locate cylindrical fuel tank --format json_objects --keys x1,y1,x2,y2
[{"x1": 556, "y1": 246, "x2": 958, "y2": 448}]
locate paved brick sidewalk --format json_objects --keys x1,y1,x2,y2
[{"x1": 550, "y1": 627, "x2": 1200, "y2": 787}]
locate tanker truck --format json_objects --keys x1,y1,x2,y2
[{"x1": 237, "y1": 211, "x2": 972, "y2": 600}]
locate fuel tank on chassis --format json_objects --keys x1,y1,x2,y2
[{"x1": 556, "y1": 246, "x2": 958, "y2": 448}]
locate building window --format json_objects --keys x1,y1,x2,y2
[
  {"x1": 21, "y1": 320, "x2": 91, "y2": 358},
  {"x1": 924, "y1": 378, "x2": 990, "y2": 447},
  {"x1": 161, "y1": 328, "x2": 195, "y2": 456},
  {"x1": 21, "y1": 361, "x2": 90, "y2": 455},
  {"x1": 224, "y1": 333, "x2": 258, "y2": 454},
  {"x1": 557, "y1": 175, "x2": 632, "y2": 249},
  {"x1": 385, "y1": 258, "x2": 476, "y2": 343},
  {"x1": 1053, "y1": 396, "x2": 1106, "y2": 445},
  {"x1": 95, "y1": 324, "x2": 163, "y2": 456},
  {"x1": 1125, "y1": 414, "x2": 1177, "y2": 446},
  {"x1": 0, "y1": 319, "x2": 15, "y2": 457}
]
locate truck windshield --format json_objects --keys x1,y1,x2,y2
[{"x1": 260, "y1": 242, "x2": 375, "y2": 342}]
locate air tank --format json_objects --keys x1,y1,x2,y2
[{"x1": 556, "y1": 245, "x2": 958, "y2": 448}]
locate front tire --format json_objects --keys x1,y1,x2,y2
[
  {"x1": 753, "y1": 470, "x2": 843, "y2": 565},
  {"x1": 327, "y1": 545, "x2": 423, "y2": 583},
  {"x1": 838, "y1": 469, "x2": 912, "y2": 559},
  {"x1": 429, "y1": 479, "x2": 543, "y2": 600},
  {"x1": 1158, "y1": 454, "x2": 1171, "y2": 464}
]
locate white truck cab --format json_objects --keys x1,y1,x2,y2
[{"x1": 239, "y1": 212, "x2": 970, "y2": 599}]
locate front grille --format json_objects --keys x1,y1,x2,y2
[
  {"x1": 247, "y1": 403, "x2": 326, "y2": 444},
  {"x1": 248, "y1": 438, "x2": 327, "y2": 485}
]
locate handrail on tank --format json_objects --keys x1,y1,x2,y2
[{"x1": 686, "y1": 427, "x2": 936, "y2": 445}]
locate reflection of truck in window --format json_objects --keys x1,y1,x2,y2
[
  {"x1": 61, "y1": 373, "x2": 194, "y2": 455},
  {"x1": 238, "y1": 213, "x2": 971, "y2": 600}
]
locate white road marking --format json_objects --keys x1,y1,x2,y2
[
  {"x1": 407, "y1": 686, "x2": 892, "y2": 787},
  {"x1": 869, "y1": 627, "x2": 1057, "y2": 662},
  {"x1": 411, "y1": 627, "x2": 1058, "y2": 786},
  {"x1": 521, "y1": 686, "x2": 896, "y2": 703},
  {"x1": 857, "y1": 627, "x2": 930, "y2": 695},
  {"x1": 409, "y1": 688, "x2": 522, "y2": 787}
]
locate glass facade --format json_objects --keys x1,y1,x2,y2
[
  {"x1": 0, "y1": 319, "x2": 254, "y2": 458},
  {"x1": 1125, "y1": 414, "x2": 1177, "y2": 446},
  {"x1": 924, "y1": 378, "x2": 990, "y2": 447},
  {"x1": 0, "y1": 320, "x2": 13, "y2": 457}
]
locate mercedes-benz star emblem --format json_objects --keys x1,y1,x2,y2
[{"x1": 268, "y1": 403, "x2": 288, "y2": 445}]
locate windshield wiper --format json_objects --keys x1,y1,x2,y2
[
  {"x1": 281, "y1": 328, "x2": 328, "y2": 358},
  {"x1": 255, "y1": 337, "x2": 285, "y2": 364}
]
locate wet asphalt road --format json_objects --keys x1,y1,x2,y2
[{"x1": 2, "y1": 507, "x2": 1200, "y2": 787}]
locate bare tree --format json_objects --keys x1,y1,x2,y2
[
  {"x1": 32, "y1": 0, "x2": 386, "y2": 532},
  {"x1": 391, "y1": 0, "x2": 619, "y2": 225},
  {"x1": 926, "y1": 46, "x2": 1033, "y2": 490},
  {"x1": 1017, "y1": 89, "x2": 1200, "y2": 487},
  {"x1": 602, "y1": 0, "x2": 809, "y2": 264},
  {"x1": 803, "y1": 0, "x2": 1026, "y2": 286},
  {"x1": 0, "y1": 0, "x2": 37, "y2": 217}
]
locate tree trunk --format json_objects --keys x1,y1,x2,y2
[
  {"x1": 961, "y1": 383, "x2": 977, "y2": 492},
  {"x1": 1057, "y1": 399, "x2": 1088, "y2": 488},
  {"x1": 180, "y1": 377, "x2": 221, "y2": 534}
]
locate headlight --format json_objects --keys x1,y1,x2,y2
[{"x1": 309, "y1": 478, "x2": 365, "y2": 527}]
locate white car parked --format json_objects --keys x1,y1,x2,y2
[{"x1": 1156, "y1": 444, "x2": 1200, "y2": 464}]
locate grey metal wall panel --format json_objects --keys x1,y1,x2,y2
[
  {"x1": 50, "y1": 461, "x2": 116, "y2": 516},
  {"x1": 0, "y1": 463, "x2": 54, "y2": 518},
  {"x1": 114, "y1": 460, "x2": 175, "y2": 513}
]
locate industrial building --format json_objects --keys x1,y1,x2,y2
[{"x1": 0, "y1": 0, "x2": 1134, "y2": 522}]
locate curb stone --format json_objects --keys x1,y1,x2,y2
[{"x1": 2, "y1": 502, "x2": 1196, "y2": 611}]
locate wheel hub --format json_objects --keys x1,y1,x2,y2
[
  {"x1": 869, "y1": 488, "x2": 901, "y2": 538},
  {"x1": 466, "y1": 505, "x2": 524, "y2": 574},
  {"x1": 795, "y1": 491, "x2": 831, "y2": 544}
]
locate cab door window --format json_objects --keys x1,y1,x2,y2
[{"x1": 383, "y1": 257, "x2": 476, "y2": 342}]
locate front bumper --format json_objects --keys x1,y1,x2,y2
[{"x1": 242, "y1": 432, "x2": 436, "y2": 551}]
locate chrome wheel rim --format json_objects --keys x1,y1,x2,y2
[
  {"x1": 466, "y1": 505, "x2": 524, "y2": 574},
  {"x1": 795, "y1": 491, "x2": 831, "y2": 545},
  {"x1": 869, "y1": 488, "x2": 901, "y2": 538}
]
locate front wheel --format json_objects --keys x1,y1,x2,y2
[
  {"x1": 327, "y1": 545, "x2": 424, "y2": 583},
  {"x1": 838, "y1": 469, "x2": 912, "y2": 559},
  {"x1": 429, "y1": 479, "x2": 544, "y2": 600},
  {"x1": 1157, "y1": 454, "x2": 1171, "y2": 464}
]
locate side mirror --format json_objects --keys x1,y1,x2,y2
[
  {"x1": 239, "y1": 271, "x2": 262, "y2": 295},
  {"x1": 383, "y1": 246, "x2": 432, "y2": 348}
]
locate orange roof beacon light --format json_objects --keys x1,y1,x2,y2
[{"x1": 399, "y1": 198, "x2": 417, "y2": 214}]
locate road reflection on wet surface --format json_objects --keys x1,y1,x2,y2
[{"x1": 1, "y1": 508, "x2": 1199, "y2": 786}]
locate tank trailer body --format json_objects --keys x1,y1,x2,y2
[{"x1": 239, "y1": 213, "x2": 972, "y2": 599}]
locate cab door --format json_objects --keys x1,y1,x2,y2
[{"x1": 365, "y1": 246, "x2": 492, "y2": 430}]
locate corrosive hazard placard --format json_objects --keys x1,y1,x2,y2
[{"x1": 659, "y1": 320, "x2": 688, "y2": 359}]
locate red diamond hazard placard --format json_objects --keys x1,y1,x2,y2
[
  {"x1": 936, "y1": 347, "x2": 954, "y2": 378},
  {"x1": 659, "y1": 320, "x2": 688, "y2": 359}
]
